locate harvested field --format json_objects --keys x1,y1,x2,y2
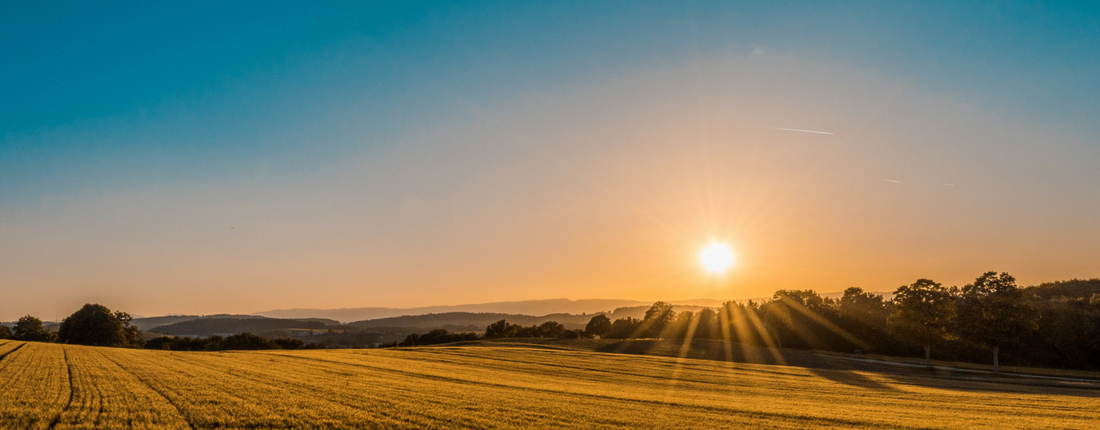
[{"x1": 1, "y1": 339, "x2": 1097, "y2": 429}]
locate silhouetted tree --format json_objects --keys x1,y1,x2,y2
[
  {"x1": 0, "y1": 324, "x2": 10, "y2": 339},
  {"x1": 761, "y1": 301, "x2": 791, "y2": 349},
  {"x1": 695, "y1": 308, "x2": 718, "y2": 340},
  {"x1": 642, "y1": 302, "x2": 675, "y2": 338},
  {"x1": 222, "y1": 332, "x2": 276, "y2": 350},
  {"x1": 719, "y1": 300, "x2": 765, "y2": 346},
  {"x1": 273, "y1": 338, "x2": 306, "y2": 349},
  {"x1": 484, "y1": 319, "x2": 517, "y2": 339},
  {"x1": 562, "y1": 329, "x2": 590, "y2": 339},
  {"x1": 607, "y1": 317, "x2": 641, "y2": 339},
  {"x1": 537, "y1": 321, "x2": 565, "y2": 338},
  {"x1": 114, "y1": 311, "x2": 144, "y2": 347},
  {"x1": 58, "y1": 303, "x2": 144, "y2": 348},
  {"x1": 839, "y1": 287, "x2": 889, "y2": 328},
  {"x1": 888, "y1": 279, "x2": 956, "y2": 368},
  {"x1": 669, "y1": 311, "x2": 694, "y2": 340},
  {"x1": 13, "y1": 315, "x2": 54, "y2": 342},
  {"x1": 956, "y1": 272, "x2": 1038, "y2": 373},
  {"x1": 585, "y1": 314, "x2": 612, "y2": 338}
]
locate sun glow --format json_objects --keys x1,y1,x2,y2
[{"x1": 699, "y1": 242, "x2": 735, "y2": 274}]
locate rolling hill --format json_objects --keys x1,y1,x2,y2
[
  {"x1": 148, "y1": 317, "x2": 340, "y2": 337},
  {"x1": 254, "y1": 298, "x2": 729, "y2": 323}
]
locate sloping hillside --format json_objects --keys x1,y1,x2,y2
[
  {"x1": 149, "y1": 317, "x2": 336, "y2": 336},
  {"x1": 347, "y1": 312, "x2": 595, "y2": 331}
]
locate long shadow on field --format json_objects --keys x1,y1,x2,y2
[
  {"x1": 592, "y1": 339, "x2": 831, "y2": 369},
  {"x1": 448, "y1": 338, "x2": 1100, "y2": 397},
  {"x1": 807, "y1": 368, "x2": 897, "y2": 391}
]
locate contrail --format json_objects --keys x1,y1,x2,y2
[
  {"x1": 773, "y1": 127, "x2": 834, "y2": 135},
  {"x1": 883, "y1": 179, "x2": 901, "y2": 183}
]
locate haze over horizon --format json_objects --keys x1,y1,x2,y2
[{"x1": 3, "y1": 2, "x2": 1099, "y2": 321}]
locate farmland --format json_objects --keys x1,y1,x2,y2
[{"x1": 1, "y1": 339, "x2": 1098, "y2": 429}]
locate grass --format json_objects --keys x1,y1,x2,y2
[{"x1": 1, "y1": 338, "x2": 1098, "y2": 429}]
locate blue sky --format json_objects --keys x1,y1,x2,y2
[
  {"x1": 3, "y1": 1, "x2": 1097, "y2": 205},
  {"x1": 2, "y1": 1, "x2": 1099, "y2": 318}
]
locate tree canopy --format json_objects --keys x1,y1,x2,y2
[
  {"x1": 887, "y1": 279, "x2": 956, "y2": 367},
  {"x1": 58, "y1": 303, "x2": 144, "y2": 348},
  {"x1": 13, "y1": 315, "x2": 55, "y2": 342},
  {"x1": 956, "y1": 272, "x2": 1038, "y2": 372},
  {"x1": 585, "y1": 314, "x2": 612, "y2": 338}
]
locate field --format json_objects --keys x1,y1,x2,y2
[{"x1": 1, "y1": 339, "x2": 1098, "y2": 429}]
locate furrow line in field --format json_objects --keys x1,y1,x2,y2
[
  {"x1": 226, "y1": 351, "x2": 626, "y2": 428},
  {"x1": 112, "y1": 350, "x2": 404, "y2": 428},
  {"x1": 98, "y1": 351, "x2": 197, "y2": 430},
  {"x1": 349, "y1": 348, "x2": 784, "y2": 402},
  {"x1": 270, "y1": 351, "x2": 921, "y2": 429},
  {"x1": 45, "y1": 347, "x2": 75, "y2": 430},
  {"x1": 192, "y1": 351, "x2": 443, "y2": 427},
  {"x1": 418, "y1": 348, "x2": 757, "y2": 387},
  {"x1": 256, "y1": 349, "x2": 621, "y2": 428},
  {"x1": 0, "y1": 342, "x2": 27, "y2": 366},
  {"x1": 445, "y1": 346, "x2": 814, "y2": 380},
  {"x1": 80, "y1": 347, "x2": 192, "y2": 429}
]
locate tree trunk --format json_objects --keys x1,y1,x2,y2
[
  {"x1": 993, "y1": 345, "x2": 1000, "y2": 374},
  {"x1": 924, "y1": 344, "x2": 932, "y2": 369}
]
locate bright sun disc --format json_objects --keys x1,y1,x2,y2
[{"x1": 699, "y1": 243, "x2": 735, "y2": 273}]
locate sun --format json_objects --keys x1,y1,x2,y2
[{"x1": 699, "y1": 242, "x2": 735, "y2": 274}]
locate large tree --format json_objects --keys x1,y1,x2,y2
[
  {"x1": 584, "y1": 314, "x2": 611, "y2": 338},
  {"x1": 58, "y1": 303, "x2": 144, "y2": 347},
  {"x1": 537, "y1": 321, "x2": 565, "y2": 338},
  {"x1": 484, "y1": 319, "x2": 517, "y2": 339},
  {"x1": 839, "y1": 287, "x2": 889, "y2": 328},
  {"x1": 607, "y1": 317, "x2": 641, "y2": 339},
  {"x1": 760, "y1": 301, "x2": 791, "y2": 349},
  {"x1": 888, "y1": 279, "x2": 956, "y2": 368},
  {"x1": 13, "y1": 315, "x2": 55, "y2": 342},
  {"x1": 642, "y1": 302, "x2": 676, "y2": 338},
  {"x1": 956, "y1": 272, "x2": 1038, "y2": 373}
]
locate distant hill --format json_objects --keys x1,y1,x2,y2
[
  {"x1": 133, "y1": 314, "x2": 271, "y2": 331},
  {"x1": 346, "y1": 304, "x2": 737, "y2": 333},
  {"x1": 132, "y1": 315, "x2": 201, "y2": 331},
  {"x1": 149, "y1": 317, "x2": 340, "y2": 337},
  {"x1": 348, "y1": 312, "x2": 597, "y2": 331},
  {"x1": 141, "y1": 292, "x2": 897, "y2": 332},
  {"x1": 255, "y1": 298, "x2": 739, "y2": 323}
]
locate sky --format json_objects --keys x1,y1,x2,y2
[{"x1": 2, "y1": 1, "x2": 1099, "y2": 320}]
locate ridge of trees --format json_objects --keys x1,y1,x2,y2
[
  {"x1": 145, "y1": 332, "x2": 326, "y2": 351},
  {"x1": 380, "y1": 273, "x2": 1100, "y2": 372},
  {"x1": 149, "y1": 318, "x2": 328, "y2": 337}
]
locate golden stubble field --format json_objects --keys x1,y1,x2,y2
[{"x1": 0, "y1": 339, "x2": 1097, "y2": 429}]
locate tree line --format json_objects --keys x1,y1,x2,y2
[
  {"x1": 0, "y1": 304, "x2": 142, "y2": 347},
  {"x1": 388, "y1": 320, "x2": 593, "y2": 347},
  {"x1": 0, "y1": 303, "x2": 324, "y2": 351},
  {"x1": 578, "y1": 272, "x2": 1098, "y2": 372},
  {"x1": 145, "y1": 332, "x2": 325, "y2": 351},
  {"x1": 386, "y1": 273, "x2": 1100, "y2": 372}
]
